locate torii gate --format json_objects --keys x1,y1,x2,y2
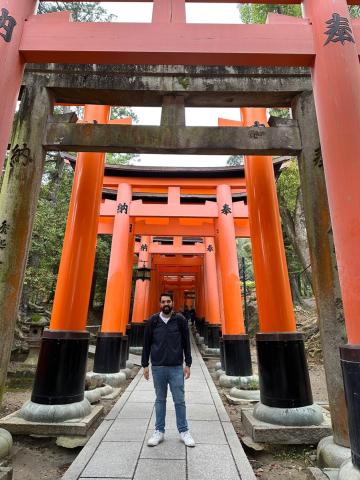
[{"x1": 2, "y1": 0, "x2": 360, "y2": 475}]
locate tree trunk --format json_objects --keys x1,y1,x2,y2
[
  {"x1": 0, "y1": 83, "x2": 54, "y2": 405},
  {"x1": 278, "y1": 189, "x2": 312, "y2": 287}
]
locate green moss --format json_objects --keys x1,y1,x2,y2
[
  {"x1": 30, "y1": 313, "x2": 42, "y2": 323},
  {"x1": 178, "y1": 77, "x2": 190, "y2": 90}
]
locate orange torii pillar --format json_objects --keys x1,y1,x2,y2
[
  {"x1": 93, "y1": 182, "x2": 132, "y2": 374},
  {"x1": 303, "y1": 1, "x2": 360, "y2": 475},
  {"x1": 25, "y1": 105, "x2": 110, "y2": 417},
  {"x1": 216, "y1": 185, "x2": 252, "y2": 377},
  {"x1": 241, "y1": 107, "x2": 316, "y2": 419},
  {"x1": 130, "y1": 236, "x2": 150, "y2": 347},
  {"x1": 204, "y1": 238, "x2": 221, "y2": 348},
  {"x1": 215, "y1": 235, "x2": 226, "y2": 369},
  {"x1": 120, "y1": 224, "x2": 136, "y2": 366}
]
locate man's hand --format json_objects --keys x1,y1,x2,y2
[
  {"x1": 184, "y1": 366, "x2": 191, "y2": 379},
  {"x1": 143, "y1": 367, "x2": 149, "y2": 381}
]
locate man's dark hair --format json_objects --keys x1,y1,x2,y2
[{"x1": 159, "y1": 292, "x2": 173, "y2": 302}]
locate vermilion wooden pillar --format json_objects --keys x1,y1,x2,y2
[
  {"x1": 31, "y1": 105, "x2": 110, "y2": 406},
  {"x1": 303, "y1": 0, "x2": 360, "y2": 472},
  {"x1": 216, "y1": 184, "x2": 252, "y2": 377},
  {"x1": 93, "y1": 182, "x2": 132, "y2": 374},
  {"x1": 242, "y1": 107, "x2": 314, "y2": 412},
  {"x1": 205, "y1": 237, "x2": 221, "y2": 348},
  {"x1": 131, "y1": 236, "x2": 150, "y2": 347},
  {"x1": 0, "y1": 0, "x2": 38, "y2": 173}
]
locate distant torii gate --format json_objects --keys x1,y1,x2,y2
[{"x1": 2, "y1": 0, "x2": 360, "y2": 475}]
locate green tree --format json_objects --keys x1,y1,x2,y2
[
  {"x1": 37, "y1": 1, "x2": 116, "y2": 22},
  {"x1": 239, "y1": 4, "x2": 301, "y2": 24},
  {"x1": 227, "y1": 155, "x2": 243, "y2": 166},
  {"x1": 23, "y1": 2, "x2": 139, "y2": 309}
]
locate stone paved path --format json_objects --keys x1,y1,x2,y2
[{"x1": 63, "y1": 335, "x2": 256, "y2": 480}]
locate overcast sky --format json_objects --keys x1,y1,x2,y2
[{"x1": 101, "y1": 3, "x2": 242, "y2": 167}]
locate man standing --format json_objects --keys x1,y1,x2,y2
[{"x1": 142, "y1": 293, "x2": 195, "y2": 447}]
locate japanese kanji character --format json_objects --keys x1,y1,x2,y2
[
  {"x1": 0, "y1": 220, "x2": 10, "y2": 235},
  {"x1": 117, "y1": 202, "x2": 128, "y2": 214},
  {"x1": 10, "y1": 144, "x2": 32, "y2": 170},
  {"x1": 0, "y1": 8, "x2": 16, "y2": 43},
  {"x1": 221, "y1": 204, "x2": 232, "y2": 215},
  {"x1": 324, "y1": 13, "x2": 355, "y2": 46}
]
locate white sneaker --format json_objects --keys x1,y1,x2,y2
[
  {"x1": 180, "y1": 431, "x2": 195, "y2": 447},
  {"x1": 147, "y1": 430, "x2": 164, "y2": 447}
]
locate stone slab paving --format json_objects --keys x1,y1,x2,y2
[{"x1": 62, "y1": 334, "x2": 256, "y2": 480}]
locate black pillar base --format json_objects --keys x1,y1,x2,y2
[
  {"x1": 208, "y1": 325, "x2": 221, "y2": 348},
  {"x1": 203, "y1": 321, "x2": 209, "y2": 345},
  {"x1": 195, "y1": 317, "x2": 201, "y2": 332},
  {"x1": 219, "y1": 337, "x2": 225, "y2": 370},
  {"x1": 93, "y1": 332, "x2": 122, "y2": 374},
  {"x1": 340, "y1": 345, "x2": 360, "y2": 469},
  {"x1": 130, "y1": 322, "x2": 146, "y2": 347},
  {"x1": 31, "y1": 330, "x2": 89, "y2": 405},
  {"x1": 223, "y1": 334, "x2": 253, "y2": 377},
  {"x1": 120, "y1": 335, "x2": 129, "y2": 369},
  {"x1": 256, "y1": 332, "x2": 313, "y2": 408}
]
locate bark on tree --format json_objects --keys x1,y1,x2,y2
[
  {"x1": 0, "y1": 83, "x2": 54, "y2": 405},
  {"x1": 278, "y1": 188, "x2": 312, "y2": 287}
]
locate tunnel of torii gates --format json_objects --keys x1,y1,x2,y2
[
  {"x1": 3, "y1": 0, "x2": 360, "y2": 475},
  {"x1": 35, "y1": 126, "x2": 308, "y2": 422}
]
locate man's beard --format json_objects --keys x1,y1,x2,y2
[{"x1": 161, "y1": 305, "x2": 172, "y2": 315}]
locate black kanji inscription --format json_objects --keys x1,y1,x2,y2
[
  {"x1": 207, "y1": 244, "x2": 214, "y2": 252},
  {"x1": 117, "y1": 202, "x2": 128, "y2": 214},
  {"x1": 0, "y1": 220, "x2": 9, "y2": 235},
  {"x1": 0, "y1": 238, "x2": 6, "y2": 249},
  {"x1": 10, "y1": 144, "x2": 32, "y2": 170},
  {"x1": 140, "y1": 244, "x2": 148, "y2": 251},
  {"x1": 0, "y1": 8, "x2": 16, "y2": 43},
  {"x1": 324, "y1": 13, "x2": 355, "y2": 46},
  {"x1": 221, "y1": 204, "x2": 232, "y2": 215},
  {"x1": 313, "y1": 146, "x2": 323, "y2": 168}
]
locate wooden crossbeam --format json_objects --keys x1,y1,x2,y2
[
  {"x1": 38, "y1": 0, "x2": 360, "y2": 4},
  {"x1": 20, "y1": 13, "x2": 314, "y2": 67},
  {"x1": 44, "y1": 124, "x2": 301, "y2": 155}
]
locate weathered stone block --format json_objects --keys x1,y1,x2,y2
[{"x1": 241, "y1": 408, "x2": 332, "y2": 444}]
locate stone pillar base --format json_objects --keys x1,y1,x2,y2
[
  {"x1": 129, "y1": 346, "x2": 143, "y2": 355},
  {"x1": 253, "y1": 402, "x2": 324, "y2": 427},
  {"x1": 86, "y1": 371, "x2": 127, "y2": 388},
  {"x1": 229, "y1": 387, "x2": 260, "y2": 401},
  {"x1": 219, "y1": 374, "x2": 259, "y2": 390},
  {"x1": 0, "y1": 429, "x2": 12, "y2": 459},
  {"x1": 339, "y1": 459, "x2": 360, "y2": 480},
  {"x1": 20, "y1": 398, "x2": 91, "y2": 422},
  {"x1": 317, "y1": 436, "x2": 351, "y2": 469}
]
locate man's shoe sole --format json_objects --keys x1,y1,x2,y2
[{"x1": 148, "y1": 438, "x2": 164, "y2": 447}]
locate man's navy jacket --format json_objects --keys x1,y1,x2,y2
[{"x1": 141, "y1": 312, "x2": 192, "y2": 368}]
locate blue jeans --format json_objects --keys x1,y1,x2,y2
[{"x1": 152, "y1": 365, "x2": 188, "y2": 433}]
